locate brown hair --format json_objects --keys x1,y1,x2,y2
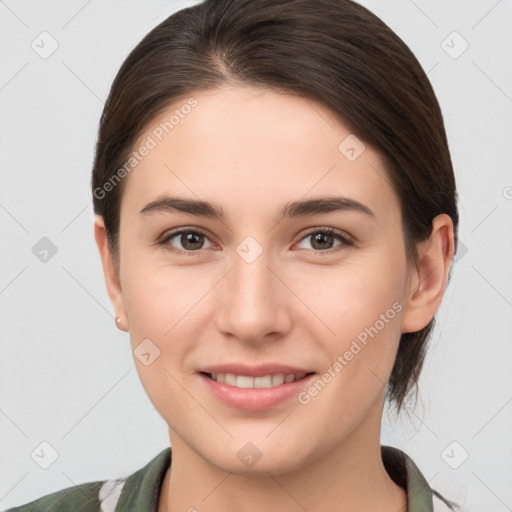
[{"x1": 91, "y1": 0, "x2": 459, "y2": 410}]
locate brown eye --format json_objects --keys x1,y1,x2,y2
[
  {"x1": 161, "y1": 228, "x2": 213, "y2": 254},
  {"x1": 296, "y1": 228, "x2": 353, "y2": 254}
]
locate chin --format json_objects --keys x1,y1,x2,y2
[{"x1": 199, "y1": 435, "x2": 316, "y2": 476}]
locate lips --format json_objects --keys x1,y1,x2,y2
[{"x1": 198, "y1": 364, "x2": 316, "y2": 410}]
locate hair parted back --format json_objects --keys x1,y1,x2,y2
[{"x1": 91, "y1": 0, "x2": 459, "y2": 410}]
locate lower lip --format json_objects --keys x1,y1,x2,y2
[{"x1": 200, "y1": 373, "x2": 315, "y2": 411}]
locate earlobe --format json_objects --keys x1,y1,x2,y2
[
  {"x1": 94, "y1": 215, "x2": 129, "y2": 332},
  {"x1": 401, "y1": 214, "x2": 455, "y2": 334}
]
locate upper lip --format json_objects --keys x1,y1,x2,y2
[{"x1": 199, "y1": 364, "x2": 315, "y2": 377}]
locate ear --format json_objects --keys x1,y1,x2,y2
[
  {"x1": 94, "y1": 215, "x2": 128, "y2": 332},
  {"x1": 401, "y1": 214, "x2": 455, "y2": 334}
]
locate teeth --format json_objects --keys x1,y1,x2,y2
[
  {"x1": 272, "y1": 373, "x2": 285, "y2": 386},
  {"x1": 209, "y1": 372, "x2": 308, "y2": 388},
  {"x1": 236, "y1": 375, "x2": 254, "y2": 388},
  {"x1": 254, "y1": 375, "x2": 273, "y2": 388},
  {"x1": 224, "y1": 373, "x2": 237, "y2": 386}
]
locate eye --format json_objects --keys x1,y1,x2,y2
[
  {"x1": 160, "y1": 228, "x2": 214, "y2": 255},
  {"x1": 159, "y1": 226, "x2": 353, "y2": 256},
  {"x1": 295, "y1": 228, "x2": 353, "y2": 254}
]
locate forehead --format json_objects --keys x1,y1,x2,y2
[{"x1": 122, "y1": 86, "x2": 398, "y2": 221}]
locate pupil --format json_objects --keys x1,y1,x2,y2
[
  {"x1": 183, "y1": 232, "x2": 202, "y2": 250},
  {"x1": 314, "y1": 233, "x2": 332, "y2": 250}
]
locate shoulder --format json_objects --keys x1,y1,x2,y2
[
  {"x1": 2, "y1": 480, "x2": 106, "y2": 512},
  {"x1": 3, "y1": 447, "x2": 170, "y2": 512},
  {"x1": 3, "y1": 478, "x2": 127, "y2": 512}
]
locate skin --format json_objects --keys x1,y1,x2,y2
[{"x1": 94, "y1": 85, "x2": 454, "y2": 512}]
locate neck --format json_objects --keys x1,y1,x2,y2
[{"x1": 158, "y1": 405, "x2": 407, "y2": 512}]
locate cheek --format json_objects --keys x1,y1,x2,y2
[
  {"x1": 121, "y1": 250, "x2": 206, "y2": 337},
  {"x1": 293, "y1": 254, "x2": 406, "y2": 395},
  {"x1": 294, "y1": 274, "x2": 404, "y2": 436},
  {"x1": 296, "y1": 253, "x2": 405, "y2": 340},
  {"x1": 120, "y1": 264, "x2": 202, "y2": 421}
]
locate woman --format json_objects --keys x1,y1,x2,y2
[{"x1": 6, "y1": 0, "x2": 460, "y2": 510}]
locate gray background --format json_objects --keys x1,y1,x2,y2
[{"x1": 1, "y1": 1, "x2": 511, "y2": 510}]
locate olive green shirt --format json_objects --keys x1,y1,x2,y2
[{"x1": 4, "y1": 445, "x2": 457, "y2": 511}]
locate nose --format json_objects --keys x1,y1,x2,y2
[{"x1": 215, "y1": 246, "x2": 292, "y2": 344}]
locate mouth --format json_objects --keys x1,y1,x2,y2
[
  {"x1": 198, "y1": 364, "x2": 317, "y2": 410},
  {"x1": 200, "y1": 371, "x2": 315, "y2": 389}
]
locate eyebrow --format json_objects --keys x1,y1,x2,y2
[{"x1": 139, "y1": 195, "x2": 375, "y2": 220}]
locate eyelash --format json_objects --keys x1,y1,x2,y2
[{"x1": 159, "y1": 227, "x2": 354, "y2": 256}]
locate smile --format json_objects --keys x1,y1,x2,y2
[{"x1": 206, "y1": 372, "x2": 311, "y2": 388}]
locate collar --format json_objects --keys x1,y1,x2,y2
[
  {"x1": 381, "y1": 445, "x2": 434, "y2": 511},
  {"x1": 114, "y1": 445, "x2": 435, "y2": 512}
]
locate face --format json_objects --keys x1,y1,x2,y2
[{"x1": 99, "y1": 85, "x2": 431, "y2": 475}]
